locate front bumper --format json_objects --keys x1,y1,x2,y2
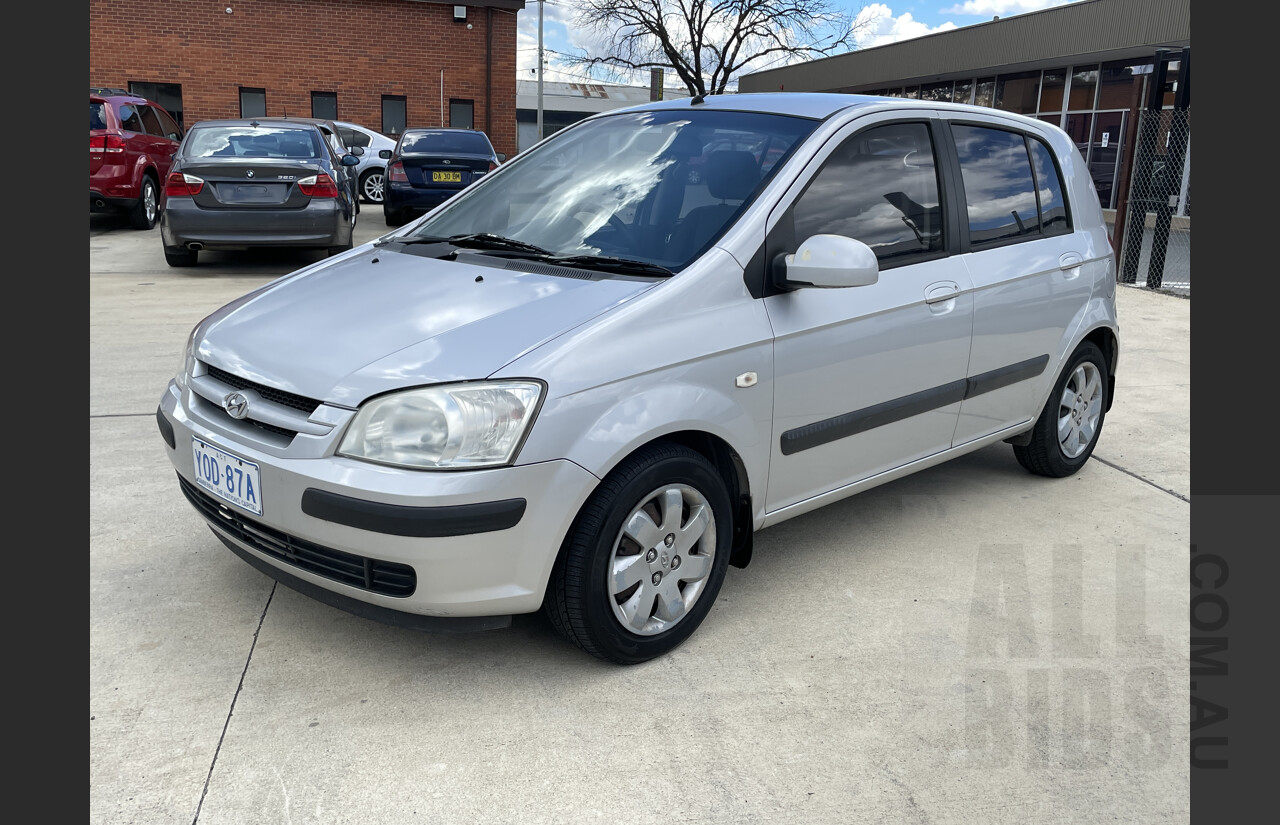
[
  {"x1": 158, "y1": 381, "x2": 599, "y2": 623},
  {"x1": 160, "y1": 198, "x2": 350, "y2": 250}
]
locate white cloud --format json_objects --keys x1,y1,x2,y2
[
  {"x1": 853, "y1": 4, "x2": 958, "y2": 49},
  {"x1": 941, "y1": 0, "x2": 1074, "y2": 17}
]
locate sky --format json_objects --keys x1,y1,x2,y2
[{"x1": 514, "y1": 0, "x2": 1079, "y2": 92}]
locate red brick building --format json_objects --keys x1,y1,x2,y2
[{"x1": 89, "y1": 0, "x2": 525, "y2": 157}]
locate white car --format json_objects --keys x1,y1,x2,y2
[
  {"x1": 158, "y1": 93, "x2": 1118, "y2": 664},
  {"x1": 333, "y1": 121, "x2": 398, "y2": 204}
]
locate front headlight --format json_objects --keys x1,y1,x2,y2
[
  {"x1": 175, "y1": 326, "x2": 198, "y2": 390},
  {"x1": 338, "y1": 381, "x2": 544, "y2": 469}
]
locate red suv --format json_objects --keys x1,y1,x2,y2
[{"x1": 90, "y1": 88, "x2": 183, "y2": 229}]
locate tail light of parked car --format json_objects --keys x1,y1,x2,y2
[
  {"x1": 297, "y1": 173, "x2": 340, "y2": 198},
  {"x1": 165, "y1": 172, "x2": 205, "y2": 198},
  {"x1": 90, "y1": 134, "x2": 126, "y2": 154},
  {"x1": 387, "y1": 161, "x2": 409, "y2": 183}
]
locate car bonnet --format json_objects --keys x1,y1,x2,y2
[{"x1": 193, "y1": 248, "x2": 660, "y2": 407}]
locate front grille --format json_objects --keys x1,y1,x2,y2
[
  {"x1": 205, "y1": 364, "x2": 321, "y2": 415},
  {"x1": 179, "y1": 475, "x2": 416, "y2": 597}
]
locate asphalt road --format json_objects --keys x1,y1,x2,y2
[{"x1": 90, "y1": 208, "x2": 1191, "y2": 825}]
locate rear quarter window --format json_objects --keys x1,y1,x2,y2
[{"x1": 90, "y1": 103, "x2": 108, "y2": 130}]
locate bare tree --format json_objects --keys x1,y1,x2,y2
[{"x1": 563, "y1": 0, "x2": 864, "y2": 97}]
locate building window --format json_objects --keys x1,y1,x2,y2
[
  {"x1": 1097, "y1": 61, "x2": 1146, "y2": 110},
  {"x1": 1067, "y1": 65, "x2": 1098, "y2": 111},
  {"x1": 312, "y1": 91, "x2": 338, "y2": 120},
  {"x1": 994, "y1": 71, "x2": 1041, "y2": 114},
  {"x1": 449, "y1": 99, "x2": 474, "y2": 129},
  {"x1": 974, "y1": 78, "x2": 995, "y2": 108},
  {"x1": 129, "y1": 81, "x2": 184, "y2": 131},
  {"x1": 1038, "y1": 69, "x2": 1067, "y2": 116},
  {"x1": 920, "y1": 82, "x2": 952, "y2": 103},
  {"x1": 953, "y1": 79, "x2": 974, "y2": 105},
  {"x1": 382, "y1": 95, "x2": 406, "y2": 138},
  {"x1": 240, "y1": 87, "x2": 266, "y2": 118}
]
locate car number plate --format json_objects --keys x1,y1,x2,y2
[
  {"x1": 432, "y1": 170, "x2": 462, "y2": 183},
  {"x1": 192, "y1": 437, "x2": 263, "y2": 515}
]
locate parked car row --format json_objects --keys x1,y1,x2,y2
[{"x1": 92, "y1": 87, "x2": 503, "y2": 265}]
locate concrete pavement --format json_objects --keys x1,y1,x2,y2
[{"x1": 90, "y1": 209, "x2": 1190, "y2": 824}]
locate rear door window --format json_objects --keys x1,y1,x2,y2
[
  {"x1": 951, "y1": 125, "x2": 1040, "y2": 246},
  {"x1": 118, "y1": 104, "x2": 144, "y2": 133}
]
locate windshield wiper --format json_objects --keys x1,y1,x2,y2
[
  {"x1": 445, "y1": 233, "x2": 555, "y2": 256},
  {"x1": 549, "y1": 255, "x2": 674, "y2": 278}
]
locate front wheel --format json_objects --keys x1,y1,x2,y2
[
  {"x1": 1013, "y1": 341, "x2": 1108, "y2": 477},
  {"x1": 543, "y1": 443, "x2": 734, "y2": 664}
]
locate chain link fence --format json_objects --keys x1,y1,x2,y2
[{"x1": 1116, "y1": 108, "x2": 1190, "y2": 296}]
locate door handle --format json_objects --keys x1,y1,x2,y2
[{"x1": 925, "y1": 282, "x2": 960, "y2": 304}]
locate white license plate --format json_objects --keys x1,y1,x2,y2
[{"x1": 192, "y1": 437, "x2": 263, "y2": 515}]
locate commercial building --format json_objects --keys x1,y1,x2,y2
[
  {"x1": 88, "y1": 0, "x2": 526, "y2": 157},
  {"x1": 739, "y1": 0, "x2": 1190, "y2": 220}
]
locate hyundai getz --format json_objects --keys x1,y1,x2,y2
[{"x1": 157, "y1": 93, "x2": 1119, "y2": 664}]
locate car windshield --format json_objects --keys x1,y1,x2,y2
[
  {"x1": 406, "y1": 109, "x2": 818, "y2": 271},
  {"x1": 184, "y1": 126, "x2": 323, "y2": 159},
  {"x1": 401, "y1": 131, "x2": 494, "y2": 155}
]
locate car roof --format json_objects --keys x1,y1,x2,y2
[
  {"x1": 607, "y1": 91, "x2": 1012, "y2": 121},
  {"x1": 401, "y1": 127, "x2": 487, "y2": 135},
  {"x1": 188, "y1": 118, "x2": 326, "y2": 131},
  {"x1": 90, "y1": 88, "x2": 154, "y2": 105}
]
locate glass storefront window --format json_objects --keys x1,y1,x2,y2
[
  {"x1": 1068, "y1": 65, "x2": 1098, "y2": 110},
  {"x1": 1039, "y1": 69, "x2": 1066, "y2": 115},
  {"x1": 1088, "y1": 111, "x2": 1126, "y2": 209},
  {"x1": 904, "y1": 86, "x2": 920, "y2": 99},
  {"x1": 920, "y1": 81, "x2": 952, "y2": 102},
  {"x1": 953, "y1": 79, "x2": 974, "y2": 105},
  {"x1": 1097, "y1": 61, "x2": 1146, "y2": 109},
  {"x1": 974, "y1": 77, "x2": 995, "y2": 108},
  {"x1": 995, "y1": 70, "x2": 1040, "y2": 114},
  {"x1": 1065, "y1": 112, "x2": 1093, "y2": 163}
]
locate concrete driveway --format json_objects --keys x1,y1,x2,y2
[{"x1": 90, "y1": 210, "x2": 1190, "y2": 824}]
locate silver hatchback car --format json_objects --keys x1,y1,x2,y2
[{"x1": 157, "y1": 93, "x2": 1118, "y2": 664}]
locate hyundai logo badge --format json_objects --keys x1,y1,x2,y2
[{"x1": 223, "y1": 392, "x2": 250, "y2": 420}]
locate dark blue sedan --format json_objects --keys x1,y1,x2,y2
[{"x1": 381, "y1": 128, "x2": 505, "y2": 226}]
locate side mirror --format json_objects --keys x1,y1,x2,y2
[
  {"x1": 496, "y1": 153, "x2": 507, "y2": 163},
  {"x1": 341, "y1": 154, "x2": 360, "y2": 167},
  {"x1": 378, "y1": 149, "x2": 393, "y2": 160},
  {"x1": 773, "y1": 234, "x2": 879, "y2": 290},
  {"x1": 350, "y1": 146, "x2": 365, "y2": 157}
]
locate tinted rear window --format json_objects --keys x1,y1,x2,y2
[
  {"x1": 90, "y1": 103, "x2": 108, "y2": 131},
  {"x1": 184, "y1": 126, "x2": 323, "y2": 159},
  {"x1": 401, "y1": 131, "x2": 492, "y2": 155}
]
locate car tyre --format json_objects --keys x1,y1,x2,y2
[
  {"x1": 1014, "y1": 341, "x2": 1108, "y2": 478},
  {"x1": 360, "y1": 169, "x2": 385, "y2": 204},
  {"x1": 384, "y1": 207, "x2": 406, "y2": 227},
  {"x1": 164, "y1": 245, "x2": 197, "y2": 267},
  {"x1": 543, "y1": 442, "x2": 734, "y2": 665},
  {"x1": 129, "y1": 176, "x2": 159, "y2": 230}
]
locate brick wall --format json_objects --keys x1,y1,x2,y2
[{"x1": 89, "y1": 0, "x2": 521, "y2": 157}]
